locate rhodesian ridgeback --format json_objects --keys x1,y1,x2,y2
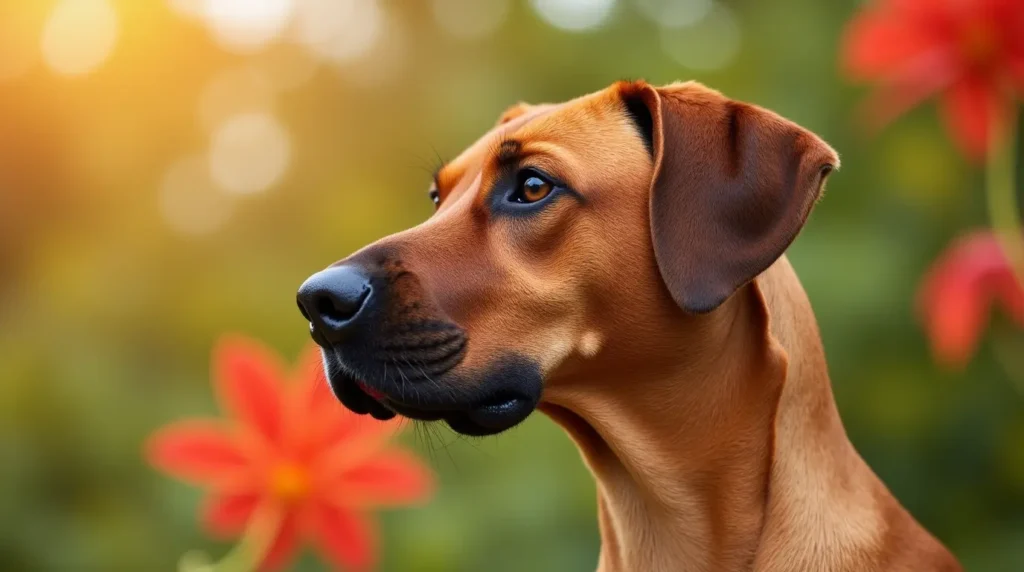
[{"x1": 296, "y1": 80, "x2": 962, "y2": 571}]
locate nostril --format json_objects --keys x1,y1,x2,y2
[
  {"x1": 297, "y1": 265, "x2": 372, "y2": 341},
  {"x1": 314, "y1": 287, "x2": 369, "y2": 327},
  {"x1": 317, "y1": 297, "x2": 338, "y2": 321},
  {"x1": 317, "y1": 291, "x2": 360, "y2": 324}
]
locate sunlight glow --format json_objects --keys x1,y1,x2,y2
[
  {"x1": 41, "y1": 0, "x2": 119, "y2": 77},
  {"x1": 291, "y1": 0, "x2": 382, "y2": 64},
  {"x1": 0, "y1": 5, "x2": 39, "y2": 82},
  {"x1": 167, "y1": 0, "x2": 204, "y2": 17},
  {"x1": 202, "y1": 0, "x2": 295, "y2": 53},
  {"x1": 342, "y1": 11, "x2": 406, "y2": 88},
  {"x1": 254, "y1": 43, "x2": 320, "y2": 91},
  {"x1": 199, "y1": 67, "x2": 277, "y2": 131},
  {"x1": 208, "y1": 112, "x2": 292, "y2": 195},
  {"x1": 432, "y1": 0, "x2": 510, "y2": 41},
  {"x1": 530, "y1": 0, "x2": 616, "y2": 32},
  {"x1": 159, "y1": 155, "x2": 234, "y2": 236}
]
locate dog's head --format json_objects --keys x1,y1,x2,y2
[{"x1": 297, "y1": 81, "x2": 837, "y2": 436}]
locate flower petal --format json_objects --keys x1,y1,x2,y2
[
  {"x1": 939, "y1": 75, "x2": 1005, "y2": 160},
  {"x1": 1010, "y1": 54, "x2": 1024, "y2": 92},
  {"x1": 200, "y1": 492, "x2": 260, "y2": 538},
  {"x1": 313, "y1": 416, "x2": 408, "y2": 475},
  {"x1": 290, "y1": 344, "x2": 334, "y2": 419},
  {"x1": 145, "y1": 420, "x2": 253, "y2": 487},
  {"x1": 330, "y1": 450, "x2": 435, "y2": 508},
  {"x1": 306, "y1": 504, "x2": 378, "y2": 571},
  {"x1": 287, "y1": 344, "x2": 341, "y2": 446},
  {"x1": 840, "y1": 0, "x2": 949, "y2": 81},
  {"x1": 855, "y1": 48, "x2": 959, "y2": 132},
  {"x1": 214, "y1": 335, "x2": 287, "y2": 444},
  {"x1": 284, "y1": 350, "x2": 406, "y2": 466},
  {"x1": 918, "y1": 231, "x2": 1023, "y2": 367},
  {"x1": 260, "y1": 511, "x2": 300, "y2": 572},
  {"x1": 332, "y1": 410, "x2": 406, "y2": 446}
]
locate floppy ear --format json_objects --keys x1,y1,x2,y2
[{"x1": 620, "y1": 81, "x2": 839, "y2": 314}]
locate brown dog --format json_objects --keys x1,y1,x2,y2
[{"x1": 296, "y1": 80, "x2": 962, "y2": 571}]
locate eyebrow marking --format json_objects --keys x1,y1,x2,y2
[{"x1": 495, "y1": 138, "x2": 523, "y2": 169}]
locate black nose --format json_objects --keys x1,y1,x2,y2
[{"x1": 296, "y1": 265, "x2": 371, "y2": 344}]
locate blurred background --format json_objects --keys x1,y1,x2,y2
[{"x1": 1, "y1": 0, "x2": 1023, "y2": 570}]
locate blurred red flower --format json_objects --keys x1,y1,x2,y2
[
  {"x1": 919, "y1": 232, "x2": 1024, "y2": 367},
  {"x1": 146, "y1": 336, "x2": 434, "y2": 571},
  {"x1": 841, "y1": 0, "x2": 1024, "y2": 159}
]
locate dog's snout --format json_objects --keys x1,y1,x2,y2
[{"x1": 296, "y1": 265, "x2": 371, "y2": 343}]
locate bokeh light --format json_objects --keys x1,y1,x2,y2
[
  {"x1": 530, "y1": 0, "x2": 617, "y2": 32},
  {"x1": 432, "y1": 0, "x2": 511, "y2": 41},
  {"x1": 659, "y1": 3, "x2": 740, "y2": 71},
  {"x1": 291, "y1": 0, "x2": 382, "y2": 64},
  {"x1": 198, "y1": 67, "x2": 277, "y2": 132},
  {"x1": 341, "y1": 9, "x2": 407, "y2": 88},
  {"x1": 208, "y1": 112, "x2": 292, "y2": 195},
  {"x1": 0, "y1": 4, "x2": 41, "y2": 82},
  {"x1": 159, "y1": 155, "x2": 234, "y2": 236},
  {"x1": 41, "y1": 0, "x2": 119, "y2": 77},
  {"x1": 167, "y1": 0, "x2": 204, "y2": 18},
  {"x1": 201, "y1": 0, "x2": 294, "y2": 53},
  {"x1": 634, "y1": 0, "x2": 711, "y2": 29},
  {"x1": 251, "y1": 43, "x2": 321, "y2": 91}
]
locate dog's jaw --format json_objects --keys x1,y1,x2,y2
[{"x1": 321, "y1": 347, "x2": 544, "y2": 436}]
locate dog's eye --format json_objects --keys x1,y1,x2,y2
[
  {"x1": 510, "y1": 171, "x2": 554, "y2": 204},
  {"x1": 428, "y1": 188, "x2": 440, "y2": 208}
]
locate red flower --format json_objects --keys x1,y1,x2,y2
[
  {"x1": 918, "y1": 231, "x2": 1024, "y2": 367},
  {"x1": 146, "y1": 336, "x2": 434, "y2": 571},
  {"x1": 841, "y1": 0, "x2": 1024, "y2": 159}
]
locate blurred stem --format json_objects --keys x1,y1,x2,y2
[
  {"x1": 991, "y1": 324, "x2": 1024, "y2": 398},
  {"x1": 178, "y1": 503, "x2": 279, "y2": 572},
  {"x1": 986, "y1": 105, "x2": 1024, "y2": 287}
]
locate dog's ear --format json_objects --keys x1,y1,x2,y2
[
  {"x1": 496, "y1": 102, "x2": 533, "y2": 126},
  {"x1": 619, "y1": 81, "x2": 838, "y2": 314}
]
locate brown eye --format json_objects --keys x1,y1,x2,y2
[
  {"x1": 428, "y1": 188, "x2": 440, "y2": 208},
  {"x1": 512, "y1": 174, "x2": 554, "y2": 204}
]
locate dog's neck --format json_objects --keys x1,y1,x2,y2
[{"x1": 542, "y1": 261, "x2": 882, "y2": 572}]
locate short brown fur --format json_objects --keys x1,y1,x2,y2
[{"x1": 336, "y1": 81, "x2": 961, "y2": 571}]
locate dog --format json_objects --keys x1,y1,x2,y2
[{"x1": 296, "y1": 80, "x2": 962, "y2": 571}]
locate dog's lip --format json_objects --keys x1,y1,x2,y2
[
  {"x1": 354, "y1": 379, "x2": 387, "y2": 401},
  {"x1": 464, "y1": 394, "x2": 533, "y2": 430},
  {"x1": 322, "y1": 349, "x2": 540, "y2": 435},
  {"x1": 344, "y1": 375, "x2": 535, "y2": 432}
]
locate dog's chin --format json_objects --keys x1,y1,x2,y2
[{"x1": 321, "y1": 352, "x2": 543, "y2": 437}]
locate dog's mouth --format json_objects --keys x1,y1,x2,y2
[{"x1": 321, "y1": 350, "x2": 542, "y2": 437}]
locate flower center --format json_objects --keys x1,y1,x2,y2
[
  {"x1": 960, "y1": 22, "x2": 998, "y2": 67},
  {"x1": 270, "y1": 463, "x2": 309, "y2": 502}
]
